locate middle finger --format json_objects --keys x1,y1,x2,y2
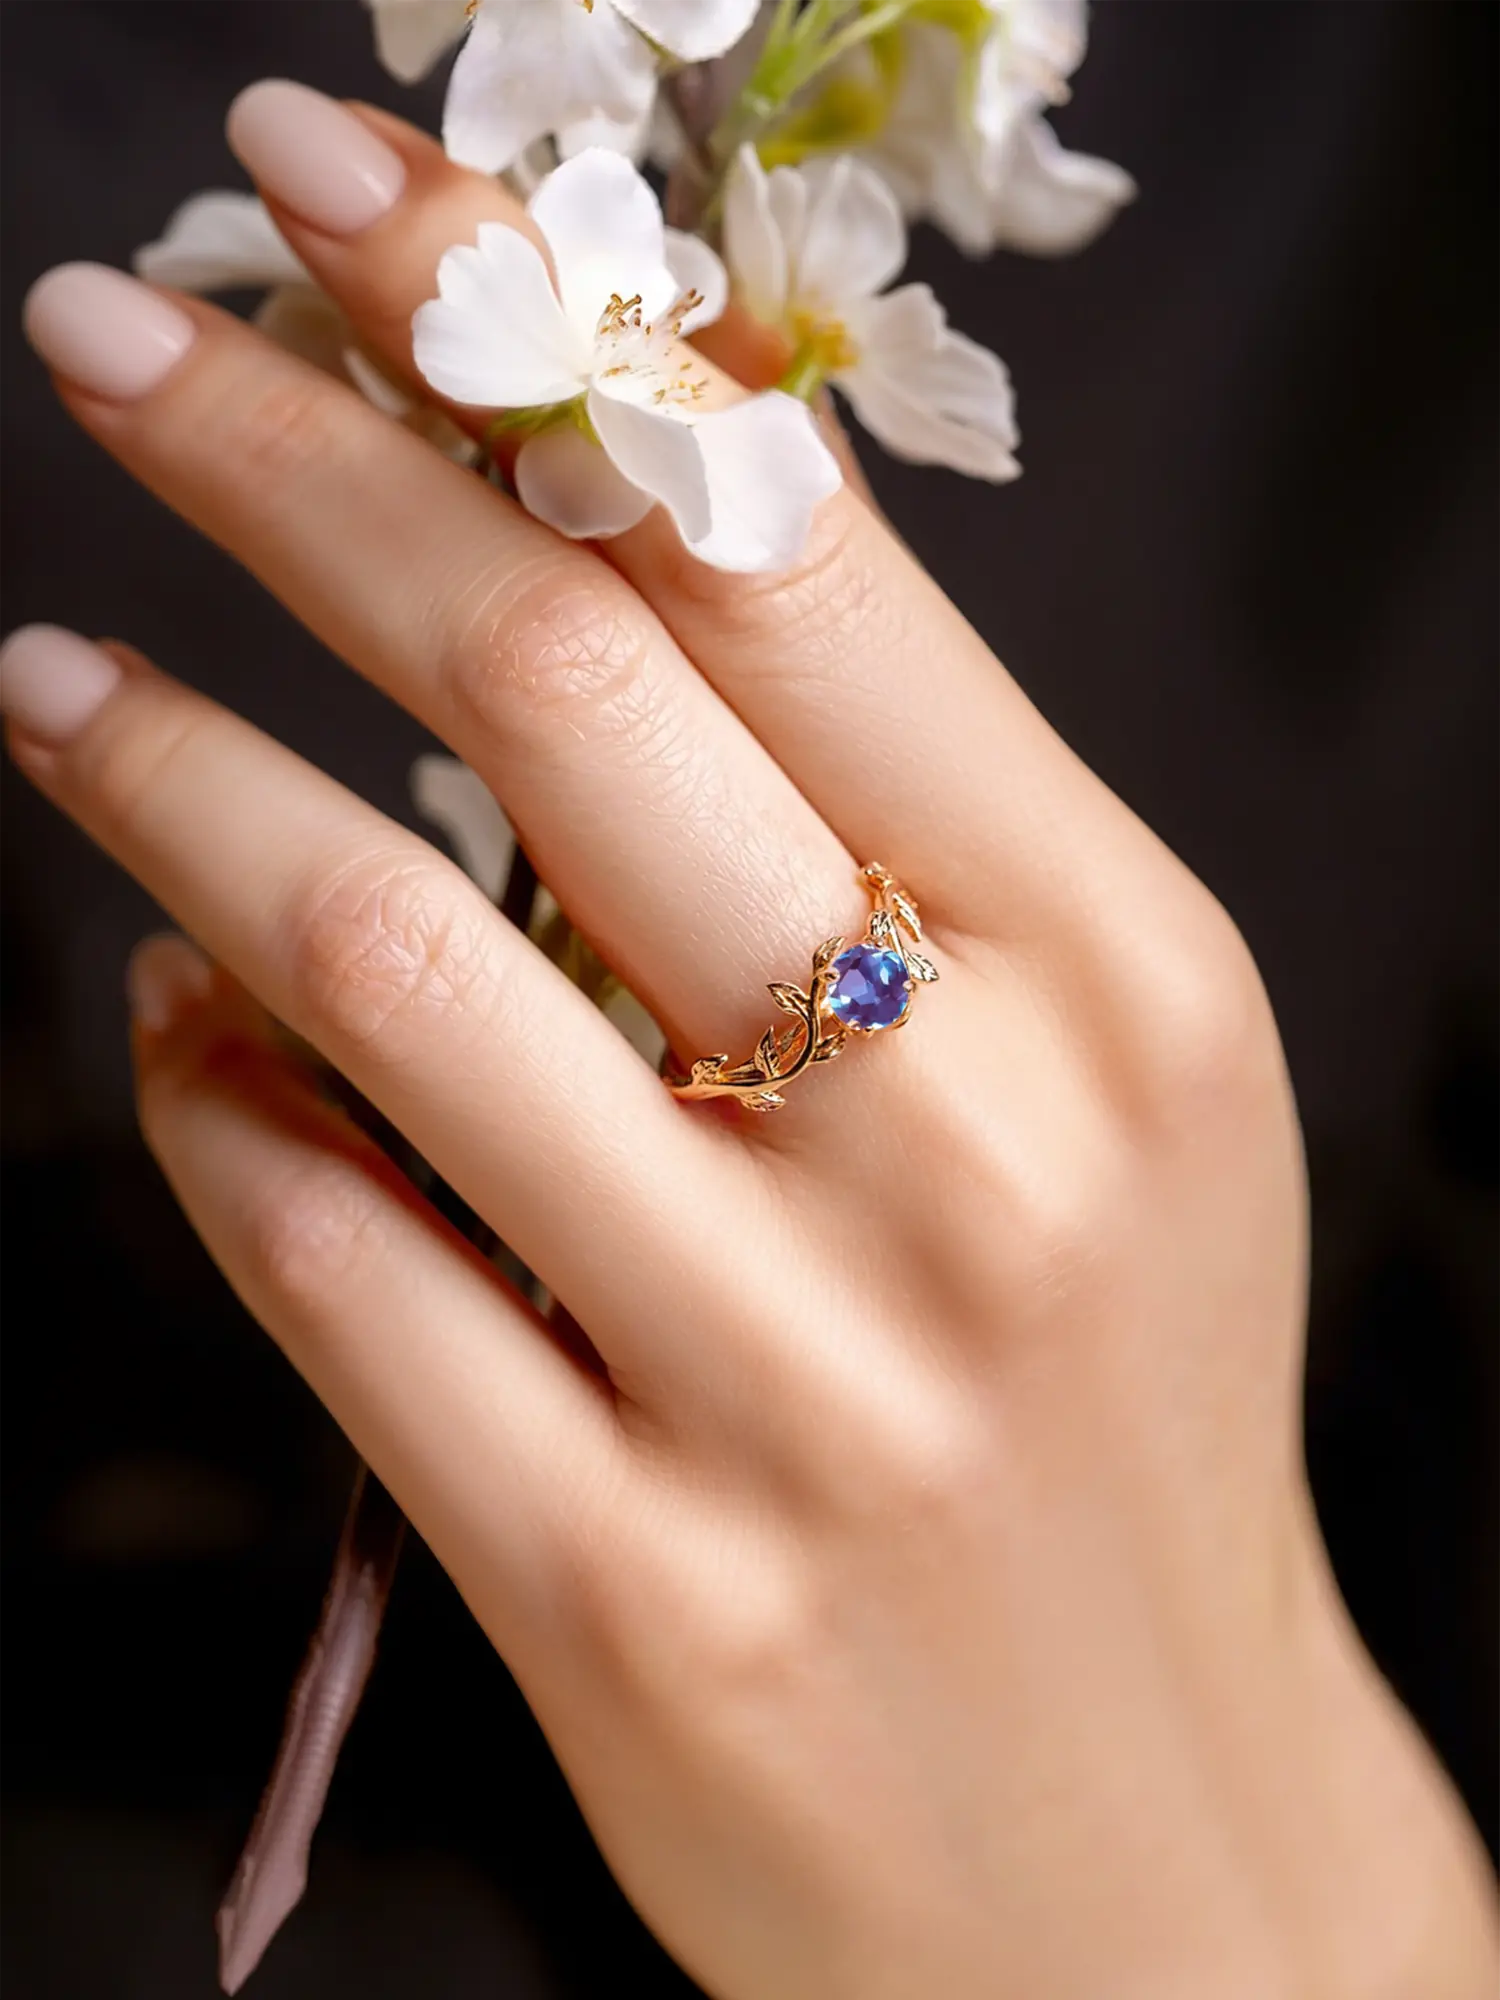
[
  {"x1": 226, "y1": 86, "x2": 1137, "y2": 943},
  {"x1": 23, "y1": 265, "x2": 864, "y2": 1063}
]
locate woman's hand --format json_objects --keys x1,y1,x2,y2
[{"x1": 5, "y1": 84, "x2": 1493, "y2": 2000}]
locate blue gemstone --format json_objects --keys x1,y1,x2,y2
[{"x1": 827, "y1": 945, "x2": 911, "y2": 1030}]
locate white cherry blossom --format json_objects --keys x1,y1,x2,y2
[
  {"x1": 134, "y1": 192, "x2": 475, "y2": 461},
  {"x1": 134, "y1": 189, "x2": 307, "y2": 300},
  {"x1": 854, "y1": 0, "x2": 1135, "y2": 257},
  {"x1": 413, "y1": 149, "x2": 840, "y2": 571},
  {"x1": 365, "y1": 0, "x2": 470, "y2": 83},
  {"x1": 724, "y1": 148, "x2": 1019, "y2": 482},
  {"x1": 442, "y1": 0, "x2": 760, "y2": 175}
]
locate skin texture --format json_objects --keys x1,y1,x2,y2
[{"x1": 9, "y1": 98, "x2": 1497, "y2": 2000}]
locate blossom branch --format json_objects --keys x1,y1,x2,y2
[{"x1": 687, "y1": 0, "x2": 925, "y2": 229}]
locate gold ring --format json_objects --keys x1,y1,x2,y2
[{"x1": 666, "y1": 864, "x2": 938, "y2": 1112}]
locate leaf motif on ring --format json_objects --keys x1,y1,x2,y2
[
  {"x1": 767, "y1": 981, "x2": 810, "y2": 1017},
  {"x1": 667, "y1": 877, "x2": 926, "y2": 1109}
]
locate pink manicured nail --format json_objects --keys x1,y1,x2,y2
[
  {"x1": 24, "y1": 263, "x2": 195, "y2": 400},
  {"x1": 127, "y1": 935, "x2": 215, "y2": 1034},
  {"x1": 0, "y1": 625, "x2": 122, "y2": 741},
  {"x1": 227, "y1": 79, "x2": 405, "y2": 236}
]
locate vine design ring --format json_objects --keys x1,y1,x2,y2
[{"x1": 666, "y1": 865, "x2": 938, "y2": 1113}]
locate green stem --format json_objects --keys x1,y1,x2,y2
[
  {"x1": 697, "y1": 0, "x2": 924, "y2": 220},
  {"x1": 777, "y1": 344, "x2": 829, "y2": 403},
  {"x1": 813, "y1": 0, "x2": 922, "y2": 70}
]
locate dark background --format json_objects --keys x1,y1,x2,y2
[{"x1": 2, "y1": 2, "x2": 1495, "y2": 1995}]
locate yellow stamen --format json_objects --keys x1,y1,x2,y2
[
  {"x1": 790, "y1": 309, "x2": 859, "y2": 375},
  {"x1": 596, "y1": 292, "x2": 645, "y2": 339}
]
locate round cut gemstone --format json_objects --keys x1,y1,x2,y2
[{"x1": 827, "y1": 944, "x2": 911, "y2": 1030}]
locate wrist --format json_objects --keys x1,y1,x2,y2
[{"x1": 1246, "y1": 1530, "x2": 1497, "y2": 2000}]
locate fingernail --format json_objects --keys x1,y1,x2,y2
[
  {"x1": 24, "y1": 263, "x2": 196, "y2": 400},
  {"x1": 128, "y1": 935, "x2": 215, "y2": 1034},
  {"x1": 227, "y1": 79, "x2": 405, "y2": 236},
  {"x1": 0, "y1": 625, "x2": 122, "y2": 741}
]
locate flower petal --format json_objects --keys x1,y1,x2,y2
[
  {"x1": 443, "y1": 0, "x2": 656, "y2": 176},
  {"x1": 664, "y1": 229, "x2": 729, "y2": 334},
  {"x1": 686, "y1": 393, "x2": 841, "y2": 574},
  {"x1": 970, "y1": 34, "x2": 1047, "y2": 164},
  {"x1": 586, "y1": 386, "x2": 711, "y2": 544},
  {"x1": 861, "y1": 21, "x2": 977, "y2": 229},
  {"x1": 796, "y1": 155, "x2": 907, "y2": 309},
  {"x1": 610, "y1": 0, "x2": 760, "y2": 64},
  {"x1": 988, "y1": 115, "x2": 1137, "y2": 256},
  {"x1": 413, "y1": 223, "x2": 586, "y2": 409},
  {"x1": 1005, "y1": 0, "x2": 1089, "y2": 93},
  {"x1": 515, "y1": 421, "x2": 654, "y2": 541},
  {"x1": 722, "y1": 147, "x2": 788, "y2": 324},
  {"x1": 766, "y1": 162, "x2": 809, "y2": 277},
  {"x1": 557, "y1": 100, "x2": 655, "y2": 161},
  {"x1": 339, "y1": 343, "x2": 417, "y2": 419},
  {"x1": 252, "y1": 287, "x2": 354, "y2": 376},
  {"x1": 366, "y1": 0, "x2": 469, "y2": 83},
  {"x1": 839, "y1": 284, "x2": 1019, "y2": 482},
  {"x1": 134, "y1": 191, "x2": 307, "y2": 294},
  {"x1": 529, "y1": 148, "x2": 677, "y2": 337},
  {"x1": 335, "y1": 343, "x2": 475, "y2": 461}
]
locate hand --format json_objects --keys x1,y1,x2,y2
[{"x1": 6, "y1": 85, "x2": 1494, "y2": 2000}]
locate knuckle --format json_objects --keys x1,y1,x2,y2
[
  {"x1": 1004, "y1": 1150, "x2": 1125, "y2": 1302},
  {"x1": 663, "y1": 501, "x2": 889, "y2": 681},
  {"x1": 758, "y1": 510, "x2": 885, "y2": 671},
  {"x1": 440, "y1": 558, "x2": 662, "y2": 761},
  {"x1": 77, "y1": 687, "x2": 220, "y2": 838},
  {"x1": 225, "y1": 369, "x2": 354, "y2": 490},
  {"x1": 135, "y1": 1022, "x2": 257, "y2": 1154},
  {"x1": 880, "y1": 1076, "x2": 1126, "y2": 1311},
  {"x1": 240, "y1": 1154, "x2": 390, "y2": 1326},
  {"x1": 571, "y1": 1513, "x2": 812, "y2": 1707},
  {"x1": 836, "y1": 1379, "x2": 999, "y2": 1529},
  {"x1": 1137, "y1": 900, "x2": 1279, "y2": 1118},
  {"x1": 682, "y1": 1570, "x2": 813, "y2": 1707},
  {"x1": 286, "y1": 846, "x2": 501, "y2": 1064}
]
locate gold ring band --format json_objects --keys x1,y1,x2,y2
[{"x1": 666, "y1": 864, "x2": 937, "y2": 1113}]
